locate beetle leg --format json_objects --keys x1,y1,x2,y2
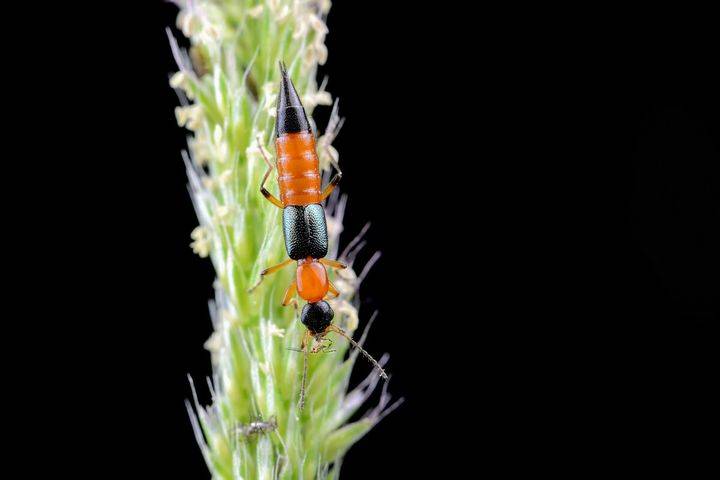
[
  {"x1": 319, "y1": 258, "x2": 347, "y2": 270},
  {"x1": 248, "y1": 258, "x2": 294, "y2": 293},
  {"x1": 281, "y1": 281, "x2": 299, "y2": 311},
  {"x1": 325, "y1": 281, "x2": 340, "y2": 300},
  {"x1": 319, "y1": 146, "x2": 342, "y2": 201},
  {"x1": 258, "y1": 136, "x2": 284, "y2": 209}
]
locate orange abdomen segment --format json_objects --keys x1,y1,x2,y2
[{"x1": 276, "y1": 132, "x2": 321, "y2": 206}]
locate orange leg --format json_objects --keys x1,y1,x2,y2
[
  {"x1": 282, "y1": 281, "x2": 298, "y2": 309},
  {"x1": 258, "y1": 137, "x2": 284, "y2": 209},
  {"x1": 319, "y1": 258, "x2": 347, "y2": 270},
  {"x1": 248, "y1": 258, "x2": 294, "y2": 292},
  {"x1": 325, "y1": 281, "x2": 340, "y2": 299},
  {"x1": 319, "y1": 146, "x2": 342, "y2": 201}
]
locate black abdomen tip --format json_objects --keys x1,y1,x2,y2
[{"x1": 276, "y1": 62, "x2": 310, "y2": 136}]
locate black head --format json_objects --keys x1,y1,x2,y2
[
  {"x1": 276, "y1": 62, "x2": 310, "y2": 137},
  {"x1": 301, "y1": 301, "x2": 334, "y2": 335}
]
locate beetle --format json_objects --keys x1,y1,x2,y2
[{"x1": 251, "y1": 63, "x2": 387, "y2": 409}]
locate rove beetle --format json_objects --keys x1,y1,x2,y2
[{"x1": 251, "y1": 63, "x2": 388, "y2": 409}]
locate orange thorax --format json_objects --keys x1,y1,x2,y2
[{"x1": 296, "y1": 257, "x2": 328, "y2": 302}]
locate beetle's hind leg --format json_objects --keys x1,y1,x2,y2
[
  {"x1": 257, "y1": 136, "x2": 283, "y2": 209},
  {"x1": 319, "y1": 146, "x2": 343, "y2": 201}
]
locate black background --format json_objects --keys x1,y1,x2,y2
[{"x1": 15, "y1": 2, "x2": 718, "y2": 477}]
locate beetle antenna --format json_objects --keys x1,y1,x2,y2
[
  {"x1": 328, "y1": 325, "x2": 388, "y2": 380},
  {"x1": 298, "y1": 331, "x2": 310, "y2": 410}
]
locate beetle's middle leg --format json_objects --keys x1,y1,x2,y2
[{"x1": 248, "y1": 258, "x2": 294, "y2": 293}]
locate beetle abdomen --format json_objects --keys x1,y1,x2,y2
[
  {"x1": 282, "y1": 204, "x2": 328, "y2": 260},
  {"x1": 276, "y1": 132, "x2": 321, "y2": 206}
]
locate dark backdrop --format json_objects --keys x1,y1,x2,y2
[{"x1": 26, "y1": 2, "x2": 717, "y2": 478}]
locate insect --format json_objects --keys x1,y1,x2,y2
[
  {"x1": 251, "y1": 63, "x2": 388, "y2": 409},
  {"x1": 236, "y1": 416, "x2": 278, "y2": 438}
]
